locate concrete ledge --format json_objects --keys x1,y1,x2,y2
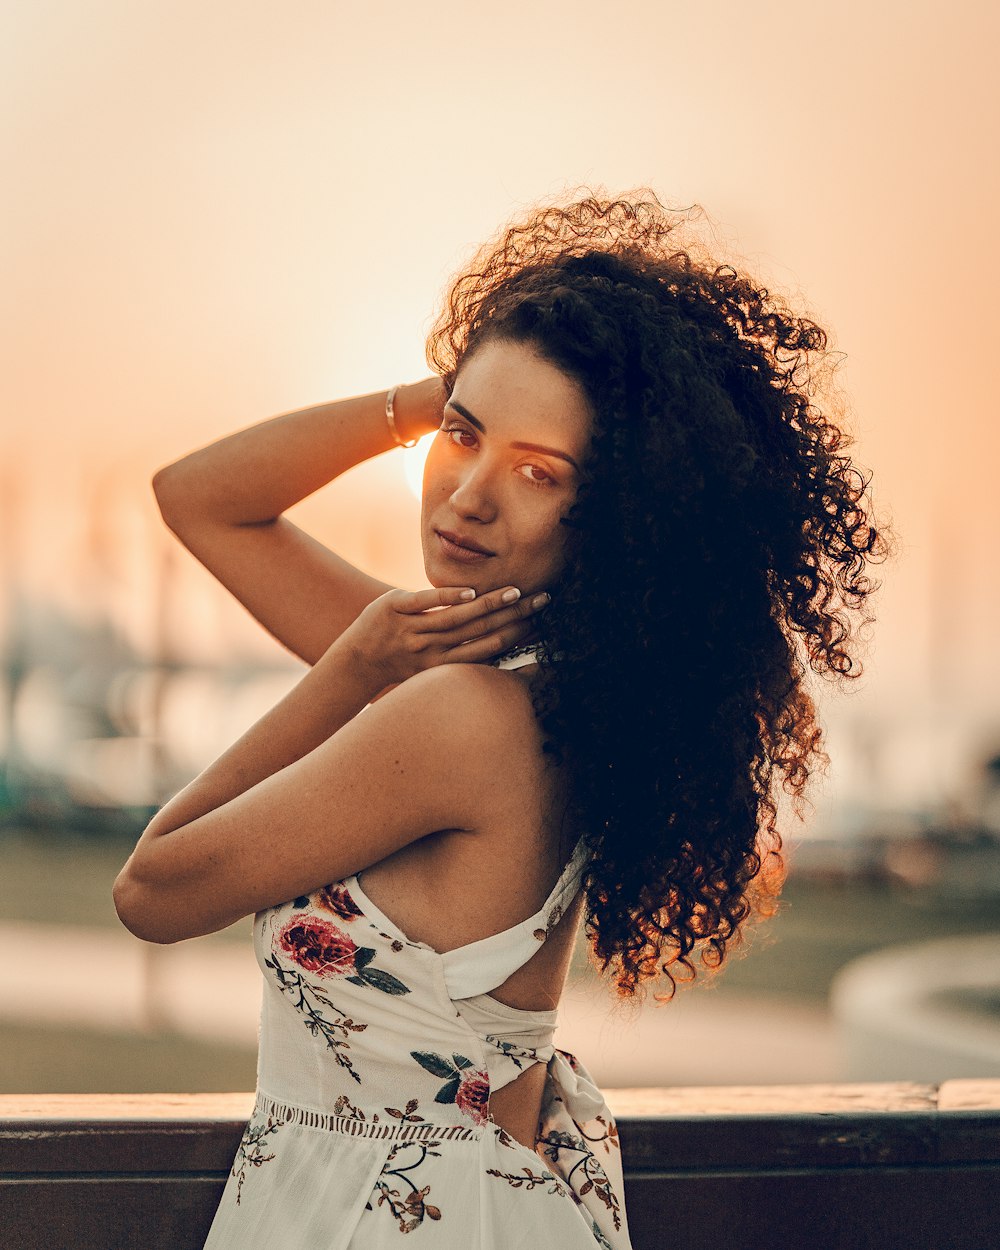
[{"x1": 1, "y1": 1083, "x2": 998, "y2": 1250}]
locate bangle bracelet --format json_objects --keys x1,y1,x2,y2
[{"x1": 386, "y1": 386, "x2": 418, "y2": 448}]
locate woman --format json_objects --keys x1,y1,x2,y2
[{"x1": 114, "y1": 191, "x2": 888, "y2": 1247}]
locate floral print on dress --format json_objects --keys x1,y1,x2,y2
[
  {"x1": 264, "y1": 950, "x2": 370, "y2": 1083},
  {"x1": 333, "y1": 1095, "x2": 429, "y2": 1127},
  {"x1": 485, "y1": 1160, "x2": 568, "y2": 1196},
  {"x1": 231, "y1": 1111, "x2": 280, "y2": 1206},
  {"x1": 315, "y1": 882, "x2": 365, "y2": 922},
  {"x1": 278, "y1": 913, "x2": 411, "y2": 995},
  {"x1": 485, "y1": 1032, "x2": 548, "y2": 1071},
  {"x1": 410, "y1": 1049, "x2": 490, "y2": 1126},
  {"x1": 537, "y1": 1123, "x2": 623, "y2": 1232},
  {"x1": 369, "y1": 1140, "x2": 443, "y2": 1234},
  {"x1": 206, "y1": 832, "x2": 632, "y2": 1248}
]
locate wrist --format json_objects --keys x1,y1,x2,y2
[
  {"x1": 323, "y1": 625, "x2": 392, "y2": 703},
  {"x1": 392, "y1": 377, "x2": 446, "y2": 445}
]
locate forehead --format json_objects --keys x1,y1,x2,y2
[{"x1": 453, "y1": 339, "x2": 592, "y2": 450}]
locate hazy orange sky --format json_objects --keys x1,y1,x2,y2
[{"x1": 3, "y1": 1, "x2": 999, "y2": 811}]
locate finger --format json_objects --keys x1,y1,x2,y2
[
  {"x1": 440, "y1": 619, "x2": 542, "y2": 665},
  {"x1": 393, "y1": 586, "x2": 480, "y2": 615},
  {"x1": 431, "y1": 592, "x2": 550, "y2": 649},
  {"x1": 417, "y1": 584, "x2": 543, "y2": 631}
]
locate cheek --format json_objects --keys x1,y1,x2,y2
[
  {"x1": 421, "y1": 444, "x2": 451, "y2": 498},
  {"x1": 518, "y1": 510, "x2": 566, "y2": 559}
]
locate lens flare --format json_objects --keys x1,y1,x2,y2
[{"x1": 402, "y1": 432, "x2": 436, "y2": 500}]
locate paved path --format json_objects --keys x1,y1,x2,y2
[{"x1": 0, "y1": 920, "x2": 843, "y2": 1087}]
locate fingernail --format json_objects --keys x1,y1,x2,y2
[
  {"x1": 501, "y1": 588, "x2": 520, "y2": 603},
  {"x1": 531, "y1": 593, "x2": 550, "y2": 609},
  {"x1": 460, "y1": 589, "x2": 476, "y2": 600}
]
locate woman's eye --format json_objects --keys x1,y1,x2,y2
[
  {"x1": 442, "y1": 425, "x2": 476, "y2": 448},
  {"x1": 441, "y1": 425, "x2": 554, "y2": 487},
  {"x1": 517, "y1": 464, "x2": 554, "y2": 487}
]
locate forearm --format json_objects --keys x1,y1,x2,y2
[
  {"x1": 154, "y1": 377, "x2": 446, "y2": 525},
  {"x1": 134, "y1": 634, "x2": 379, "y2": 848}
]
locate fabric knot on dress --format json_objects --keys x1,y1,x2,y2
[
  {"x1": 484, "y1": 1032, "x2": 557, "y2": 1072},
  {"x1": 548, "y1": 1048, "x2": 608, "y2": 1122}
]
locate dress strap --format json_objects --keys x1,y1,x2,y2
[
  {"x1": 442, "y1": 833, "x2": 590, "y2": 1001},
  {"x1": 491, "y1": 641, "x2": 543, "y2": 671}
]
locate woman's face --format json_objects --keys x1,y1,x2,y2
[{"x1": 421, "y1": 337, "x2": 593, "y2": 600}]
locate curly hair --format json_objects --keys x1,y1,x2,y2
[{"x1": 426, "y1": 190, "x2": 892, "y2": 1008}]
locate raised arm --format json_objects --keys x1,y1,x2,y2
[{"x1": 152, "y1": 378, "x2": 446, "y2": 665}]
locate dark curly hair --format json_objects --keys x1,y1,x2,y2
[{"x1": 426, "y1": 190, "x2": 892, "y2": 1009}]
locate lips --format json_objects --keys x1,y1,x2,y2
[
  {"x1": 437, "y1": 527, "x2": 495, "y2": 562},
  {"x1": 435, "y1": 529, "x2": 495, "y2": 556}
]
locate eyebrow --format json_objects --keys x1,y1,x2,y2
[{"x1": 445, "y1": 400, "x2": 581, "y2": 472}]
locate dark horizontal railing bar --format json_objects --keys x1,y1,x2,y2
[
  {"x1": 0, "y1": 1170, "x2": 231, "y2": 1183},
  {"x1": 0, "y1": 1120, "x2": 246, "y2": 1175},
  {"x1": 6, "y1": 1156, "x2": 998, "y2": 1185},
  {"x1": 622, "y1": 1165, "x2": 1000, "y2": 1250},
  {"x1": 10, "y1": 1111, "x2": 999, "y2": 1175},
  {"x1": 618, "y1": 1109, "x2": 1000, "y2": 1170},
  {"x1": 1, "y1": 1082, "x2": 998, "y2": 1250}
]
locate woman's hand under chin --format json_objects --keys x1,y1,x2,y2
[{"x1": 339, "y1": 583, "x2": 551, "y2": 694}]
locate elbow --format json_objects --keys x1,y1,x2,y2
[
  {"x1": 112, "y1": 868, "x2": 182, "y2": 945},
  {"x1": 151, "y1": 464, "x2": 187, "y2": 528}
]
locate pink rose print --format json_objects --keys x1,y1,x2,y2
[
  {"x1": 278, "y1": 914, "x2": 357, "y2": 977},
  {"x1": 454, "y1": 1070, "x2": 490, "y2": 1126},
  {"x1": 411, "y1": 1050, "x2": 490, "y2": 1119},
  {"x1": 316, "y1": 883, "x2": 364, "y2": 922}
]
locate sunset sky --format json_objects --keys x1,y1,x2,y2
[{"x1": 3, "y1": 0, "x2": 999, "y2": 813}]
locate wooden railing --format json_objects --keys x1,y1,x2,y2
[{"x1": 1, "y1": 1082, "x2": 998, "y2": 1250}]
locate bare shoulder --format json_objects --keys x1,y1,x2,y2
[
  {"x1": 391, "y1": 660, "x2": 541, "y2": 755},
  {"x1": 366, "y1": 663, "x2": 547, "y2": 834}
]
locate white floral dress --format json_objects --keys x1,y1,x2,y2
[{"x1": 203, "y1": 646, "x2": 632, "y2": 1249}]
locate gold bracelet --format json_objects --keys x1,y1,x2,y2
[{"x1": 385, "y1": 386, "x2": 418, "y2": 448}]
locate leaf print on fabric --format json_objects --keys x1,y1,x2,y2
[
  {"x1": 231, "y1": 1113, "x2": 279, "y2": 1206},
  {"x1": 278, "y1": 914, "x2": 411, "y2": 995},
  {"x1": 588, "y1": 1113, "x2": 620, "y2": 1153},
  {"x1": 485, "y1": 1032, "x2": 546, "y2": 1071},
  {"x1": 332, "y1": 1095, "x2": 427, "y2": 1126},
  {"x1": 410, "y1": 1050, "x2": 489, "y2": 1125},
  {"x1": 368, "y1": 1140, "x2": 443, "y2": 1234},
  {"x1": 485, "y1": 1163, "x2": 568, "y2": 1196},
  {"x1": 265, "y1": 953, "x2": 368, "y2": 1084},
  {"x1": 385, "y1": 1097, "x2": 426, "y2": 1124},
  {"x1": 333, "y1": 1093, "x2": 379, "y2": 1123},
  {"x1": 591, "y1": 1218, "x2": 615, "y2": 1249},
  {"x1": 344, "y1": 945, "x2": 411, "y2": 996},
  {"x1": 537, "y1": 1126, "x2": 623, "y2": 1231}
]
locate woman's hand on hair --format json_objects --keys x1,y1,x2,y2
[{"x1": 340, "y1": 584, "x2": 550, "y2": 693}]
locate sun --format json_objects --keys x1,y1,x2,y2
[{"x1": 401, "y1": 432, "x2": 437, "y2": 500}]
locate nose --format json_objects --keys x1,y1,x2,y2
[{"x1": 448, "y1": 458, "x2": 499, "y2": 524}]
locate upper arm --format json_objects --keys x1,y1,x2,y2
[
  {"x1": 115, "y1": 664, "x2": 514, "y2": 944},
  {"x1": 155, "y1": 489, "x2": 398, "y2": 666}
]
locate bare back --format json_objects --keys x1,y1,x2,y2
[{"x1": 354, "y1": 661, "x2": 587, "y2": 1147}]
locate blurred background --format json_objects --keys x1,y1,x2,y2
[{"x1": 2, "y1": 0, "x2": 999, "y2": 1095}]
